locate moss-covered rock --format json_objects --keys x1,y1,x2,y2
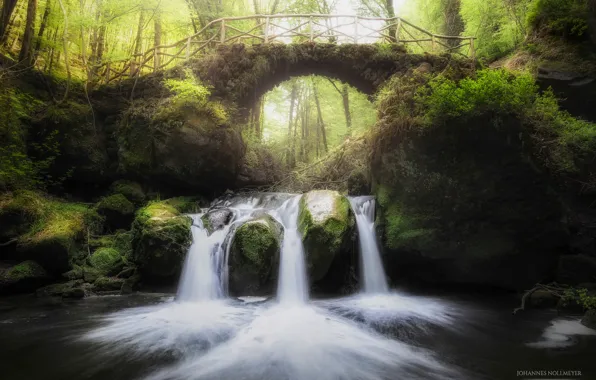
[
  {"x1": 35, "y1": 280, "x2": 86, "y2": 299},
  {"x1": 529, "y1": 289, "x2": 560, "y2": 308},
  {"x1": 131, "y1": 200, "x2": 192, "y2": 282},
  {"x1": 94, "y1": 276, "x2": 125, "y2": 292},
  {"x1": 89, "y1": 247, "x2": 124, "y2": 274},
  {"x1": 372, "y1": 113, "x2": 566, "y2": 290},
  {"x1": 118, "y1": 98, "x2": 244, "y2": 194},
  {"x1": 298, "y1": 190, "x2": 355, "y2": 283},
  {"x1": 110, "y1": 180, "x2": 146, "y2": 205},
  {"x1": 229, "y1": 215, "x2": 281, "y2": 295},
  {"x1": 0, "y1": 260, "x2": 51, "y2": 294},
  {"x1": 582, "y1": 309, "x2": 596, "y2": 330},
  {"x1": 96, "y1": 194, "x2": 135, "y2": 230},
  {"x1": 0, "y1": 191, "x2": 45, "y2": 246},
  {"x1": 0, "y1": 191, "x2": 103, "y2": 275}
]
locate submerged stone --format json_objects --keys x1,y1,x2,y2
[
  {"x1": 201, "y1": 208, "x2": 234, "y2": 235},
  {"x1": 298, "y1": 190, "x2": 355, "y2": 283},
  {"x1": 229, "y1": 215, "x2": 282, "y2": 295}
]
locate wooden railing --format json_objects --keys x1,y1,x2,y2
[{"x1": 98, "y1": 14, "x2": 476, "y2": 85}]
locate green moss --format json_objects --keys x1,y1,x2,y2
[
  {"x1": 132, "y1": 200, "x2": 192, "y2": 279},
  {"x1": 298, "y1": 190, "x2": 354, "y2": 281},
  {"x1": 90, "y1": 247, "x2": 122, "y2": 272},
  {"x1": 97, "y1": 194, "x2": 134, "y2": 215},
  {"x1": 232, "y1": 218, "x2": 278, "y2": 272},
  {"x1": 3, "y1": 261, "x2": 47, "y2": 282},
  {"x1": 163, "y1": 197, "x2": 202, "y2": 214},
  {"x1": 1, "y1": 190, "x2": 102, "y2": 251}
]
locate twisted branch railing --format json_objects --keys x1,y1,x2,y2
[{"x1": 98, "y1": 14, "x2": 476, "y2": 85}]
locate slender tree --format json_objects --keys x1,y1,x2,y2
[
  {"x1": 0, "y1": 0, "x2": 19, "y2": 45},
  {"x1": 312, "y1": 82, "x2": 328, "y2": 153},
  {"x1": 18, "y1": 0, "x2": 37, "y2": 66},
  {"x1": 33, "y1": 0, "x2": 51, "y2": 57}
]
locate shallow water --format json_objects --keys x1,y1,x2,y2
[{"x1": 0, "y1": 291, "x2": 595, "y2": 380}]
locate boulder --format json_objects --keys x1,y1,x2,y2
[
  {"x1": 0, "y1": 261, "x2": 51, "y2": 294},
  {"x1": 36, "y1": 280, "x2": 86, "y2": 299},
  {"x1": 94, "y1": 276, "x2": 125, "y2": 292},
  {"x1": 372, "y1": 116, "x2": 566, "y2": 290},
  {"x1": 556, "y1": 255, "x2": 596, "y2": 285},
  {"x1": 110, "y1": 180, "x2": 146, "y2": 205},
  {"x1": 582, "y1": 310, "x2": 596, "y2": 330},
  {"x1": 202, "y1": 208, "x2": 234, "y2": 235},
  {"x1": 89, "y1": 247, "x2": 124, "y2": 275},
  {"x1": 118, "y1": 100, "x2": 244, "y2": 194},
  {"x1": 131, "y1": 201, "x2": 192, "y2": 282},
  {"x1": 96, "y1": 194, "x2": 135, "y2": 230},
  {"x1": 298, "y1": 190, "x2": 355, "y2": 283},
  {"x1": 529, "y1": 289, "x2": 560, "y2": 308},
  {"x1": 229, "y1": 215, "x2": 282, "y2": 295}
]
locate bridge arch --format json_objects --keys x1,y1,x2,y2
[{"x1": 189, "y1": 43, "x2": 454, "y2": 111}]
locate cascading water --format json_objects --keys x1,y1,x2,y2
[
  {"x1": 349, "y1": 196, "x2": 389, "y2": 294},
  {"x1": 176, "y1": 214, "x2": 232, "y2": 302},
  {"x1": 273, "y1": 195, "x2": 309, "y2": 305}
]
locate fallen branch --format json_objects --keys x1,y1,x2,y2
[
  {"x1": 0, "y1": 238, "x2": 17, "y2": 247},
  {"x1": 512, "y1": 283, "x2": 568, "y2": 315}
]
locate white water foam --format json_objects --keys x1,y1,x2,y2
[{"x1": 349, "y1": 196, "x2": 389, "y2": 294}]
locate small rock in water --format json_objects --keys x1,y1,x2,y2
[
  {"x1": 581, "y1": 310, "x2": 596, "y2": 330},
  {"x1": 529, "y1": 290, "x2": 559, "y2": 308}
]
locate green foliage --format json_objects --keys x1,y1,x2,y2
[
  {"x1": 528, "y1": 0, "x2": 590, "y2": 38},
  {"x1": 418, "y1": 69, "x2": 539, "y2": 121},
  {"x1": 563, "y1": 287, "x2": 596, "y2": 310},
  {"x1": 416, "y1": 69, "x2": 596, "y2": 173}
]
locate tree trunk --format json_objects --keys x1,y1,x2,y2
[
  {"x1": 252, "y1": 97, "x2": 262, "y2": 137},
  {"x1": 18, "y1": 0, "x2": 37, "y2": 66},
  {"x1": 0, "y1": 0, "x2": 19, "y2": 45},
  {"x1": 341, "y1": 83, "x2": 352, "y2": 138},
  {"x1": 589, "y1": 0, "x2": 596, "y2": 45},
  {"x1": 313, "y1": 83, "x2": 328, "y2": 153},
  {"x1": 57, "y1": 0, "x2": 70, "y2": 101},
  {"x1": 131, "y1": 9, "x2": 144, "y2": 75},
  {"x1": 286, "y1": 82, "x2": 298, "y2": 167},
  {"x1": 385, "y1": 0, "x2": 396, "y2": 41},
  {"x1": 154, "y1": 10, "x2": 162, "y2": 71},
  {"x1": 442, "y1": 0, "x2": 464, "y2": 47},
  {"x1": 33, "y1": 0, "x2": 51, "y2": 56}
]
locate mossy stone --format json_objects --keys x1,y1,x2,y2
[
  {"x1": 0, "y1": 260, "x2": 50, "y2": 294},
  {"x1": 90, "y1": 247, "x2": 123, "y2": 274},
  {"x1": 96, "y1": 194, "x2": 135, "y2": 230},
  {"x1": 298, "y1": 190, "x2": 355, "y2": 282},
  {"x1": 132, "y1": 201, "x2": 192, "y2": 281},
  {"x1": 110, "y1": 180, "x2": 146, "y2": 205},
  {"x1": 582, "y1": 310, "x2": 596, "y2": 330},
  {"x1": 229, "y1": 215, "x2": 281, "y2": 295},
  {"x1": 94, "y1": 276, "x2": 125, "y2": 292}
]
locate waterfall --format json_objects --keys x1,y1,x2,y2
[
  {"x1": 176, "y1": 215, "x2": 231, "y2": 302},
  {"x1": 349, "y1": 197, "x2": 389, "y2": 294},
  {"x1": 273, "y1": 195, "x2": 309, "y2": 304}
]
